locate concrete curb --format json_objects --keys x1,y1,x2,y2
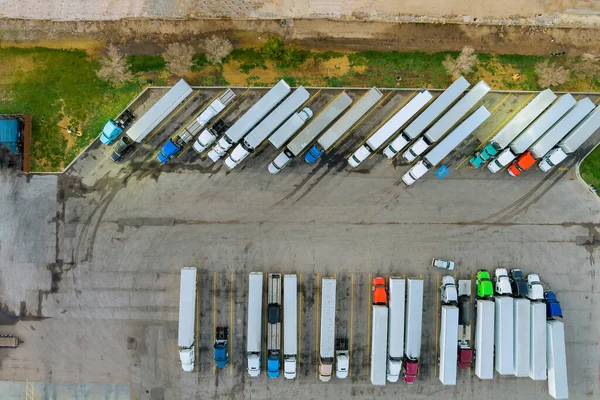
[{"x1": 575, "y1": 139, "x2": 600, "y2": 202}]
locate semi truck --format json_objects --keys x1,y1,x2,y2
[
  {"x1": 488, "y1": 93, "x2": 576, "y2": 173},
  {"x1": 224, "y1": 87, "x2": 310, "y2": 169},
  {"x1": 305, "y1": 87, "x2": 383, "y2": 163},
  {"x1": 335, "y1": 338, "x2": 350, "y2": 379},
  {"x1": 268, "y1": 108, "x2": 313, "y2": 150},
  {"x1": 319, "y1": 278, "x2": 337, "y2": 382},
  {"x1": 474, "y1": 299, "x2": 494, "y2": 380},
  {"x1": 99, "y1": 109, "x2": 136, "y2": 144},
  {"x1": 439, "y1": 305, "x2": 459, "y2": 385},
  {"x1": 457, "y1": 280, "x2": 473, "y2": 370},
  {"x1": 403, "y1": 278, "x2": 424, "y2": 384},
  {"x1": 123, "y1": 79, "x2": 193, "y2": 145},
  {"x1": 402, "y1": 106, "x2": 490, "y2": 185},
  {"x1": 513, "y1": 297, "x2": 530, "y2": 377},
  {"x1": 267, "y1": 273, "x2": 282, "y2": 378},
  {"x1": 178, "y1": 267, "x2": 197, "y2": 372},
  {"x1": 387, "y1": 278, "x2": 406, "y2": 382},
  {"x1": 205, "y1": 80, "x2": 291, "y2": 159},
  {"x1": 247, "y1": 272, "x2": 263, "y2": 377},
  {"x1": 283, "y1": 274, "x2": 298, "y2": 380},
  {"x1": 547, "y1": 320, "x2": 569, "y2": 399},
  {"x1": 383, "y1": 76, "x2": 470, "y2": 159},
  {"x1": 268, "y1": 92, "x2": 353, "y2": 173},
  {"x1": 469, "y1": 89, "x2": 556, "y2": 168},
  {"x1": 402, "y1": 80, "x2": 490, "y2": 162},
  {"x1": 214, "y1": 327, "x2": 229, "y2": 369},
  {"x1": 371, "y1": 305, "x2": 389, "y2": 386},
  {"x1": 158, "y1": 89, "x2": 236, "y2": 162},
  {"x1": 530, "y1": 301, "x2": 547, "y2": 381},
  {"x1": 0, "y1": 335, "x2": 20, "y2": 348},
  {"x1": 540, "y1": 104, "x2": 600, "y2": 171},
  {"x1": 508, "y1": 97, "x2": 594, "y2": 176},
  {"x1": 494, "y1": 296, "x2": 514, "y2": 375},
  {"x1": 348, "y1": 89, "x2": 433, "y2": 167}
]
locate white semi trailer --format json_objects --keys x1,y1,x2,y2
[
  {"x1": 319, "y1": 278, "x2": 337, "y2": 382},
  {"x1": 403, "y1": 278, "x2": 424, "y2": 384},
  {"x1": 247, "y1": 272, "x2": 264, "y2": 377},
  {"x1": 495, "y1": 296, "x2": 514, "y2": 375},
  {"x1": 371, "y1": 305, "x2": 389, "y2": 386},
  {"x1": 387, "y1": 278, "x2": 406, "y2": 382},
  {"x1": 530, "y1": 301, "x2": 547, "y2": 381},
  {"x1": 513, "y1": 297, "x2": 531, "y2": 377},
  {"x1": 283, "y1": 274, "x2": 298, "y2": 380},
  {"x1": 439, "y1": 305, "x2": 459, "y2": 385},
  {"x1": 547, "y1": 320, "x2": 569, "y2": 399},
  {"x1": 178, "y1": 267, "x2": 197, "y2": 372},
  {"x1": 475, "y1": 299, "x2": 495, "y2": 380}
]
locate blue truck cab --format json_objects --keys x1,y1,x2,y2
[
  {"x1": 544, "y1": 291, "x2": 563, "y2": 319},
  {"x1": 304, "y1": 143, "x2": 324, "y2": 164},
  {"x1": 214, "y1": 327, "x2": 229, "y2": 368},
  {"x1": 267, "y1": 354, "x2": 280, "y2": 378},
  {"x1": 100, "y1": 120, "x2": 123, "y2": 145},
  {"x1": 158, "y1": 139, "x2": 180, "y2": 163},
  {"x1": 469, "y1": 143, "x2": 498, "y2": 168}
]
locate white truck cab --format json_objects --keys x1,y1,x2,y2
[
  {"x1": 336, "y1": 351, "x2": 349, "y2": 379},
  {"x1": 539, "y1": 148, "x2": 567, "y2": 172},
  {"x1": 488, "y1": 148, "x2": 516, "y2": 173},
  {"x1": 402, "y1": 161, "x2": 429, "y2": 186},
  {"x1": 440, "y1": 276, "x2": 458, "y2": 304},
  {"x1": 527, "y1": 274, "x2": 544, "y2": 300},
  {"x1": 247, "y1": 354, "x2": 261, "y2": 377},
  {"x1": 402, "y1": 138, "x2": 429, "y2": 162},
  {"x1": 494, "y1": 268, "x2": 512, "y2": 295},
  {"x1": 224, "y1": 144, "x2": 250, "y2": 169},
  {"x1": 193, "y1": 129, "x2": 218, "y2": 153},
  {"x1": 348, "y1": 145, "x2": 372, "y2": 168},
  {"x1": 383, "y1": 135, "x2": 409, "y2": 159}
]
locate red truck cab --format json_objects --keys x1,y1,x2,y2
[
  {"x1": 457, "y1": 347, "x2": 473, "y2": 370},
  {"x1": 403, "y1": 358, "x2": 419, "y2": 383},
  {"x1": 508, "y1": 151, "x2": 536, "y2": 177},
  {"x1": 372, "y1": 277, "x2": 387, "y2": 305}
]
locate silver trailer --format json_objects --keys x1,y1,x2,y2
[
  {"x1": 529, "y1": 302, "x2": 547, "y2": 381},
  {"x1": 283, "y1": 274, "x2": 298, "y2": 380},
  {"x1": 319, "y1": 278, "x2": 337, "y2": 382},
  {"x1": 268, "y1": 108, "x2": 313, "y2": 149},
  {"x1": 209, "y1": 80, "x2": 291, "y2": 159},
  {"x1": 547, "y1": 320, "x2": 569, "y2": 399},
  {"x1": 513, "y1": 298, "x2": 530, "y2": 377},
  {"x1": 404, "y1": 279, "x2": 424, "y2": 362},
  {"x1": 268, "y1": 92, "x2": 353, "y2": 174},
  {"x1": 127, "y1": 79, "x2": 193, "y2": 143},
  {"x1": 494, "y1": 296, "x2": 514, "y2": 375},
  {"x1": 267, "y1": 273, "x2": 282, "y2": 378},
  {"x1": 178, "y1": 267, "x2": 197, "y2": 372},
  {"x1": 247, "y1": 272, "x2": 264, "y2": 377},
  {"x1": 439, "y1": 305, "x2": 459, "y2": 385},
  {"x1": 529, "y1": 98, "x2": 595, "y2": 158},
  {"x1": 371, "y1": 305, "x2": 389, "y2": 386},
  {"x1": 316, "y1": 87, "x2": 383, "y2": 151},
  {"x1": 490, "y1": 89, "x2": 556, "y2": 149},
  {"x1": 387, "y1": 278, "x2": 406, "y2": 383},
  {"x1": 475, "y1": 299, "x2": 494, "y2": 380},
  {"x1": 509, "y1": 94, "x2": 576, "y2": 154}
]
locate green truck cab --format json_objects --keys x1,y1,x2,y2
[
  {"x1": 469, "y1": 143, "x2": 498, "y2": 168},
  {"x1": 476, "y1": 270, "x2": 493, "y2": 298}
]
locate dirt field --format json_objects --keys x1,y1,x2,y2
[{"x1": 0, "y1": 0, "x2": 598, "y2": 21}]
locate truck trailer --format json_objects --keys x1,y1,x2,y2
[
  {"x1": 439, "y1": 305, "x2": 459, "y2": 385},
  {"x1": 402, "y1": 106, "x2": 490, "y2": 185},
  {"x1": 508, "y1": 97, "x2": 594, "y2": 176},
  {"x1": 268, "y1": 92, "x2": 353, "y2": 173},
  {"x1": 267, "y1": 273, "x2": 282, "y2": 378},
  {"x1": 383, "y1": 76, "x2": 470, "y2": 159},
  {"x1": 206, "y1": 80, "x2": 291, "y2": 159},
  {"x1": 268, "y1": 108, "x2": 313, "y2": 150},
  {"x1": 126, "y1": 79, "x2": 193, "y2": 144},
  {"x1": 387, "y1": 278, "x2": 406, "y2": 382},
  {"x1": 319, "y1": 278, "x2": 337, "y2": 382},
  {"x1": 224, "y1": 87, "x2": 310, "y2": 169},
  {"x1": 247, "y1": 272, "x2": 264, "y2": 377},
  {"x1": 348, "y1": 89, "x2": 433, "y2": 167},
  {"x1": 530, "y1": 301, "x2": 547, "y2": 381},
  {"x1": 305, "y1": 87, "x2": 383, "y2": 163},
  {"x1": 513, "y1": 297, "x2": 531, "y2": 377},
  {"x1": 283, "y1": 274, "x2": 298, "y2": 380},
  {"x1": 547, "y1": 320, "x2": 569, "y2": 399},
  {"x1": 495, "y1": 296, "x2": 514, "y2": 375},
  {"x1": 402, "y1": 80, "x2": 490, "y2": 162},
  {"x1": 475, "y1": 299, "x2": 494, "y2": 380},
  {"x1": 403, "y1": 278, "x2": 424, "y2": 384},
  {"x1": 457, "y1": 280, "x2": 473, "y2": 370},
  {"x1": 371, "y1": 305, "x2": 389, "y2": 386},
  {"x1": 540, "y1": 104, "x2": 600, "y2": 171},
  {"x1": 469, "y1": 89, "x2": 556, "y2": 167},
  {"x1": 488, "y1": 93, "x2": 576, "y2": 173},
  {"x1": 178, "y1": 267, "x2": 197, "y2": 372}
]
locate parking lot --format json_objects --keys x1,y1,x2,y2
[{"x1": 0, "y1": 86, "x2": 599, "y2": 400}]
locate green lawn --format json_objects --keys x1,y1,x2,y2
[
  {"x1": 0, "y1": 47, "x2": 143, "y2": 171},
  {"x1": 580, "y1": 147, "x2": 600, "y2": 191}
]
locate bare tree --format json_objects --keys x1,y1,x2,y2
[
  {"x1": 443, "y1": 46, "x2": 478, "y2": 79},
  {"x1": 203, "y1": 35, "x2": 233, "y2": 64},
  {"x1": 97, "y1": 44, "x2": 132, "y2": 86},
  {"x1": 535, "y1": 60, "x2": 570, "y2": 88},
  {"x1": 164, "y1": 43, "x2": 195, "y2": 76}
]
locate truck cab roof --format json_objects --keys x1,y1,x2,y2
[
  {"x1": 527, "y1": 274, "x2": 544, "y2": 300},
  {"x1": 372, "y1": 277, "x2": 388, "y2": 305},
  {"x1": 100, "y1": 120, "x2": 123, "y2": 145},
  {"x1": 494, "y1": 268, "x2": 513, "y2": 295},
  {"x1": 158, "y1": 139, "x2": 180, "y2": 163},
  {"x1": 476, "y1": 270, "x2": 493, "y2": 298}
]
